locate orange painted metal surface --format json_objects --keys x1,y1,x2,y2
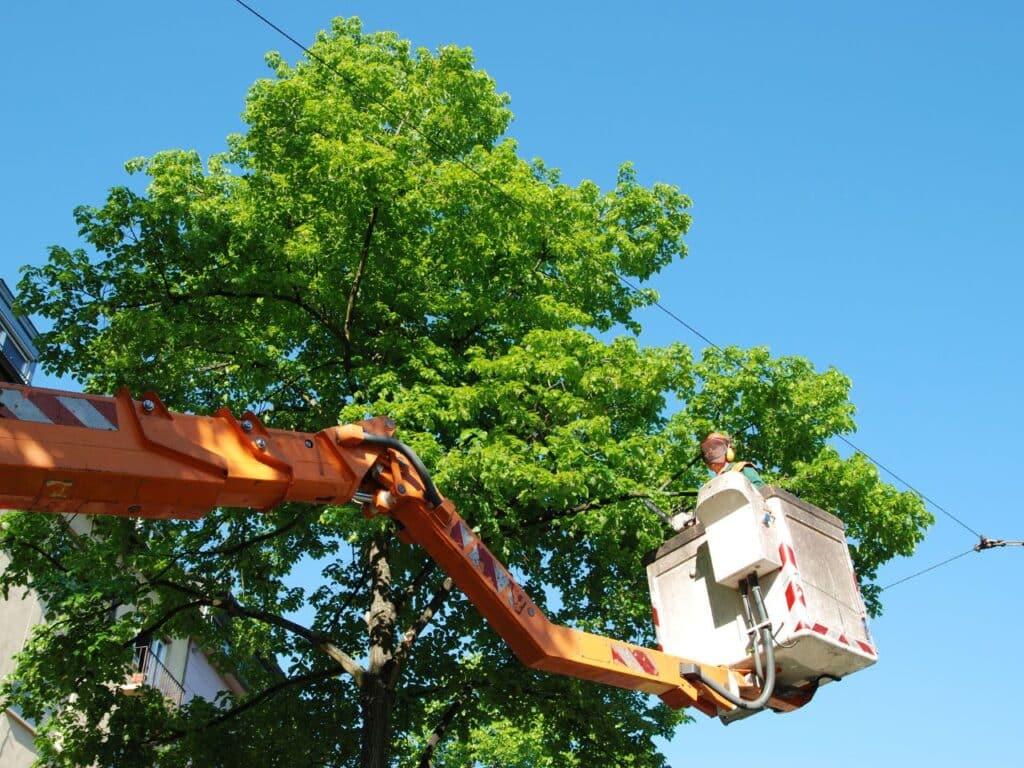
[
  {"x1": 383, "y1": 488, "x2": 731, "y2": 715},
  {"x1": 0, "y1": 381, "x2": 744, "y2": 716},
  {"x1": 0, "y1": 384, "x2": 384, "y2": 518}
]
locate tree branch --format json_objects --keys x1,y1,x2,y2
[
  {"x1": 389, "y1": 576, "x2": 454, "y2": 684},
  {"x1": 148, "y1": 579, "x2": 365, "y2": 684},
  {"x1": 7, "y1": 536, "x2": 69, "y2": 572},
  {"x1": 123, "y1": 600, "x2": 206, "y2": 648},
  {"x1": 365, "y1": 533, "x2": 396, "y2": 676},
  {"x1": 415, "y1": 683, "x2": 474, "y2": 768},
  {"x1": 519, "y1": 490, "x2": 653, "y2": 529},
  {"x1": 393, "y1": 558, "x2": 436, "y2": 616},
  {"x1": 342, "y1": 204, "x2": 379, "y2": 373},
  {"x1": 197, "y1": 509, "x2": 312, "y2": 558},
  {"x1": 159, "y1": 285, "x2": 348, "y2": 350},
  {"x1": 154, "y1": 667, "x2": 340, "y2": 745}
]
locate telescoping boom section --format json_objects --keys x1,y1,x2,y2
[{"x1": 0, "y1": 382, "x2": 813, "y2": 719}]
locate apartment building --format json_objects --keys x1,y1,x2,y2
[{"x1": 0, "y1": 280, "x2": 242, "y2": 764}]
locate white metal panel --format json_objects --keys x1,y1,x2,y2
[
  {"x1": 646, "y1": 484, "x2": 878, "y2": 691},
  {"x1": 694, "y1": 473, "x2": 782, "y2": 587}
]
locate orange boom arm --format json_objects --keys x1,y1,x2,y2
[{"x1": 0, "y1": 382, "x2": 749, "y2": 717}]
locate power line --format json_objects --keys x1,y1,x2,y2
[
  {"x1": 232, "y1": 0, "x2": 527, "y2": 219},
  {"x1": 879, "y1": 538, "x2": 1024, "y2": 590},
  {"x1": 620, "y1": 276, "x2": 985, "y2": 541},
  {"x1": 615, "y1": 275, "x2": 719, "y2": 348},
  {"x1": 230, "y1": 1, "x2": 1004, "y2": 562},
  {"x1": 880, "y1": 548, "x2": 975, "y2": 591},
  {"x1": 233, "y1": 0, "x2": 317, "y2": 60},
  {"x1": 834, "y1": 435, "x2": 981, "y2": 538}
]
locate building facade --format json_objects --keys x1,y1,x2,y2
[
  {"x1": 0, "y1": 279, "x2": 38, "y2": 386},
  {"x1": 0, "y1": 281, "x2": 241, "y2": 764}
]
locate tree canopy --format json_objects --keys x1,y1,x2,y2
[{"x1": 2, "y1": 17, "x2": 931, "y2": 767}]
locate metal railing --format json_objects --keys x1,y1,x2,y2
[{"x1": 132, "y1": 645, "x2": 185, "y2": 706}]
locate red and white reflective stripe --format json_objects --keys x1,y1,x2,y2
[
  {"x1": 778, "y1": 534, "x2": 878, "y2": 657},
  {"x1": 450, "y1": 520, "x2": 472, "y2": 549},
  {"x1": 0, "y1": 388, "x2": 118, "y2": 431},
  {"x1": 448, "y1": 519, "x2": 531, "y2": 613},
  {"x1": 793, "y1": 620, "x2": 877, "y2": 658},
  {"x1": 611, "y1": 643, "x2": 658, "y2": 676},
  {"x1": 778, "y1": 542, "x2": 808, "y2": 624},
  {"x1": 778, "y1": 543, "x2": 798, "y2": 568},
  {"x1": 784, "y1": 581, "x2": 807, "y2": 611},
  {"x1": 650, "y1": 605, "x2": 664, "y2": 651}
]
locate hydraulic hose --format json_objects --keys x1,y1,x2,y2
[
  {"x1": 740, "y1": 590, "x2": 764, "y2": 685},
  {"x1": 360, "y1": 433, "x2": 444, "y2": 508},
  {"x1": 681, "y1": 583, "x2": 777, "y2": 711}
]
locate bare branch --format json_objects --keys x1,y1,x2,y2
[
  {"x1": 123, "y1": 600, "x2": 206, "y2": 648},
  {"x1": 342, "y1": 204, "x2": 380, "y2": 373},
  {"x1": 389, "y1": 576, "x2": 453, "y2": 684},
  {"x1": 148, "y1": 579, "x2": 366, "y2": 684},
  {"x1": 198, "y1": 509, "x2": 312, "y2": 558},
  {"x1": 393, "y1": 558, "x2": 436, "y2": 616},
  {"x1": 520, "y1": 490, "x2": 656, "y2": 529},
  {"x1": 154, "y1": 667, "x2": 341, "y2": 745},
  {"x1": 416, "y1": 684, "x2": 474, "y2": 768}
]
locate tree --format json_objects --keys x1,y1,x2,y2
[{"x1": 2, "y1": 17, "x2": 930, "y2": 767}]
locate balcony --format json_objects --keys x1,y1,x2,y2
[{"x1": 123, "y1": 645, "x2": 185, "y2": 706}]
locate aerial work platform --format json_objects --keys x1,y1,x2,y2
[{"x1": 646, "y1": 473, "x2": 877, "y2": 717}]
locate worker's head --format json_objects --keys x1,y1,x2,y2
[{"x1": 700, "y1": 432, "x2": 735, "y2": 471}]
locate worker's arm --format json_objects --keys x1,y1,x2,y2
[
  {"x1": 741, "y1": 465, "x2": 765, "y2": 487},
  {"x1": 0, "y1": 382, "x2": 790, "y2": 718}
]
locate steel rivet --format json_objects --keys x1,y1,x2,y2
[
  {"x1": 396, "y1": 484, "x2": 407, "y2": 495},
  {"x1": 141, "y1": 399, "x2": 155, "y2": 413},
  {"x1": 127, "y1": 504, "x2": 142, "y2": 514},
  {"x1": 241, "y1": 419, "x2": 254, "y2": 433},
  {"x1": 304, "y1": 439, "x2": 314, "y2": 448},
  {"x1": 255, "y1": 438, "x2": 267, "y2": 451}
]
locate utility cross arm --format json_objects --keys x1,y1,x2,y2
[{"x1": 0, "y1": 382, "x2": 788, "y2": 718}]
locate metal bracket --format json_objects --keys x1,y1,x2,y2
[
  {"x1": 976, "y1": 535, "x2": 1024, "y2": 551},
  {"x1": 679, "y1": 662, "x2": 701, "y2": 681}
]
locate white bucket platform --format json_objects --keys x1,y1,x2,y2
[{"x1": 646, "y1": 473, "x2": 878, "y2": 701}]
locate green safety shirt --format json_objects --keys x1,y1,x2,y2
[{"x1": 718, "y1": 461, "x2": 765, "y2": 488}]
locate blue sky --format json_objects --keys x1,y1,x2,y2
[{"x1": 2, "y1": 2, "x2": 1021, "y2": 764}]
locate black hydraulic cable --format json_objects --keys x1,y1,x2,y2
[{"x1": 360, "y1": 434, "x2": 444, "y2": 509}]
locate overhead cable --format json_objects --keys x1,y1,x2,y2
[
  {"x1": 880, "y1": 548, "x2": 976, "y2": 591},
  {"x1": 229, "y1": 1, "x2": 1012, "y2": 569}
]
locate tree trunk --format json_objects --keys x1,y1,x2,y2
[
  {"x1": 361, "y1": 533, "x2": 397, "y2": 768},
  {"x1": 360, "y1": 672, "x2": 397, "y2": 768}
]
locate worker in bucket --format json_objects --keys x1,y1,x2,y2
[{"x1": 700, "y1": 432, "x2": 765, "y2": 487}]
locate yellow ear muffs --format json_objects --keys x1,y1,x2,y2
[{"x1": 725, "y1": 445, "x2": 736, "y2": 463}]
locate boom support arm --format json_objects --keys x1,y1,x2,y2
[{"x1": 0, "y1": 382, "x2": 754, "y2": 717}]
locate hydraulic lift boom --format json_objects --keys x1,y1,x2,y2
[{"x1": 0, "y1": 381, "x2": 802, "y2": 719}]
